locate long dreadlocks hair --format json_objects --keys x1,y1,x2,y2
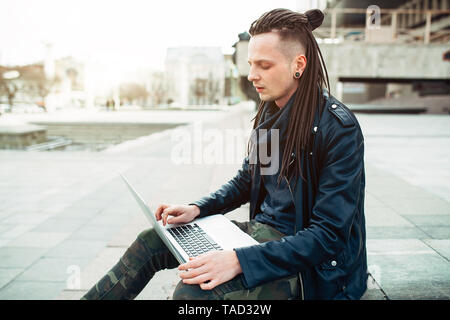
[{"x1": 247, "y1": 8, "x2": 330, "y2": 185}]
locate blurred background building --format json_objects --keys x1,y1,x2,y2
[
  {"x1": 234, "y1": 0, "x2": 450, "y2": 113},
  {"x1": 0, "y1": 54, "x2": 86, "y2": 113},
  {"x1": 1, "y1": 0, "x2": 449, "y2": 114},
  {"x1": 165, "y1": 47, "x2": 227, "y2": 107},
  {"x1": 320, "y1": 0, "x2": 449, "y2": 111}
]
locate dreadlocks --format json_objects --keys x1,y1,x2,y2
[{"x1": 247, "y1": 8, "x2": 330, "y2": 184}]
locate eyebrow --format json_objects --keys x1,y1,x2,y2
[{"x1": 247, "y1": 59, "x2": 275, "y2": 65}]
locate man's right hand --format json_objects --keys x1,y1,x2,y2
[{"x1": 155, "y1": 204, "x2": 201, "y2": 226}]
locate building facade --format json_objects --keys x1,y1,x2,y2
[{"x1": 165, "y1": 47, "x2": 226, "y2": 107}]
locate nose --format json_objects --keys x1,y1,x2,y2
[{"x1": 247, "y1": 66, "x2": 260, "y2": 82}]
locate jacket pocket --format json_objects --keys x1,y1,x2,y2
[{"x1": 319, "y1": 251, "x2": 346, "y2": 270}]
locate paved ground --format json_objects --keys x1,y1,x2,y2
[{"x1": 0, "y1": 103, "x2": 449, "y2": 300}]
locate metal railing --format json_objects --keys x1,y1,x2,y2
[
  {"x1": 25, "y1": 137, "x2": 72, "y2": 151},
  {"x1": 314, "y1": 7, "x2": 450, "y2": 44}
]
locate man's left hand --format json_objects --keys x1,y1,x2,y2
[{"x1": 178, "y1": 250, "x2": 242, "y2": 290}]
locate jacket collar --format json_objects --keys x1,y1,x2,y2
[{"x1": 289, "y1": 86, "x2": 328, "y2": 162}]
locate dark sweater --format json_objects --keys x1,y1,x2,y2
[{"x1": 254, "y1": 94, "x2": 296, "y2": 236}]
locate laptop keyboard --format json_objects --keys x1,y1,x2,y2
[{"x1": 167, "y1": 223, "x2": 222, "y2": 257}]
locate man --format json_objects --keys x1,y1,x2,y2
[{"x1": 82, "y1": 8, "x2": 367, "y2": 300}]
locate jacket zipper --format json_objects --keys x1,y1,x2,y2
[{"x1": 285, "y1": 175, "x2": 305, "y2": 300}]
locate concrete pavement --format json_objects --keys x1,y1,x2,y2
[{"x1": 0, "y1": 104, "x2": 448, "y2": 300}]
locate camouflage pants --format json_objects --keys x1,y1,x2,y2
[{"x1": 81, "y1": 219, "x2": 300, "y2": 300}]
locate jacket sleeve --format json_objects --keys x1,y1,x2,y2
[
  {"x1": 189, "y1": 156, "x2": 252, "y2": 218},
  {"x1": 234, "y1": 123, "x2": 365, "y2": 288}
]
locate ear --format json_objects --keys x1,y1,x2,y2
[{"x1": 293, "y1": 54, "x2": 307, "y2": 74}]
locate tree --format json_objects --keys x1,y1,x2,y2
[
  {"x1": 25, "y1": 66, "x2": 60, "y2": 110},
  {"x1": 192, "y1": 78, "x2": 207, "y2": 105},
  {"x1": 0, "y1": 68, "x2": 20, "y2": 111},
  {"x1": 0, "y1": 65, "x2": 59, "y2": 112},
  {"x1": 0, "y1": 80, "x2": 18, "y2": 111},
  {"x1": 119, "y1": 82, "x2": 149, "y2": 105},
  {"x1": 207, "y1": 72, "x2": 220, "y2": 105},
  {"x1": 149, "y1": 72, "x2": 167, "y2": 106}
]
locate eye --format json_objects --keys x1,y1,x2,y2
[{"x1": 261, "y1": 64, "x2": 271, "y2": 70}]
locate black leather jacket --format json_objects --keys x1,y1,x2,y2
[{"x1": 191, "y1": 88, "x2": 367, "y2": 300}]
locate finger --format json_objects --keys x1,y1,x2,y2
[
  {"x1": 178, "y1": 252, "x2": 213, "y2": 270},
  {"x1": 178, "y1": 260, "x2": 194, "y2": 271},
  {"x1": 182, "y1": 273, "x2": 212, "y2": 285},
  {"x1": 161, "y1": 208, "x2": 171, "y2": 226},
  {"x1": 155, "y1": 204, "x2": 166, "y2": 218},
  {"x1": 178, "y1": 256, "x2": 205, "y2": 271},
  {"x1": 167, "y1": 214, "x2": 186, "y2": 225},
  {"x1": 162, "y1": 207, "x2": 180, "y2": 225},
  {"x1": 200, "y1": 279, "x2": 219, "y2": 290},
  {"x1": 179, "y1": 264, "x2": 209, "y2": 280},
  {"x1": 155, "y1": 208, "x2": 160, "y2": 220},
  {"x1": 161, "y1": 211, "x2": 167, "y2": 226},
  {"x1": 155, "y1": 204, "x2": 168, "y2": 220}
]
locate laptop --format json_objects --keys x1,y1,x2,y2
[{"x1": 120, "y1": 174, "x2": 258, "y2": 264}]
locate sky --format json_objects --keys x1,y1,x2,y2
[{"x1": 0, "y1": 0, "x2": 312, "y2": 73}]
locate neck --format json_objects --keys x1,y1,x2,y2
[{"x1": 275, "y1": 88, "x2": 297, "y2": 109}]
